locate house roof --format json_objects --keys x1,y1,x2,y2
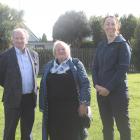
[{"x1": 21, "y1": 23, "x2": 40, "y2": 42}]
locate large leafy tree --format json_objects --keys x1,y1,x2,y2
[
  {"x1": 132, "y1": 20, "x2": 140, "y2": 71},
  {"x1": 89, "y1": 16, "x2": 103, "y2": 47},
  {"x1": 0, "y1": 3, "x2": 24, "y2": 50},
  {"x1": 120, "y1": 14, "x2": 137, "y2": 42},
  {"x1": 53, "y1": 11, "x2": 90, "y2": 47}
]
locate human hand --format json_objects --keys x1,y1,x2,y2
[
  {"x1": 95, "y1": 84, "x2": 102, "y2": 92},
  {"x1": 99, "y1": 87, "x2": 110, "y2": 96},
  {"x1": 95, "y1": 85, "x2": 110, "y2": 96},
  {"x1": 78, "y1": 103, "x2": 87, "y2": 117}
]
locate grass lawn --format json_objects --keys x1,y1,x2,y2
[{"x1": 0, "y1": 73, "x2": 140, "y2": 140}]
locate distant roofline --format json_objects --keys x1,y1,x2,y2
[{"x1": 21, "y1": 23, "x2": 40, "y2": 42}]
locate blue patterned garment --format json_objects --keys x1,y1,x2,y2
[{"x1": 50, "y1": 58, "x2": 71, "y2": 74}]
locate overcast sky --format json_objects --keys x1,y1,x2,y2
[{"x1": 0, "y1": 0, "x2": 139, "y2": 40}]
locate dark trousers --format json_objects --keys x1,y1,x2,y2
[
  {"x1": 97, "y1": 92, "x2": 131, "y2": 140},
  {"x1": 3, "y1": 94, "x2": 35, "y2": 140}
]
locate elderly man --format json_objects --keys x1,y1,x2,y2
[{"x1": 0, "y1": 28, "x2": 39, "y2": 140}]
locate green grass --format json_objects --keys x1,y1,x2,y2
[{"x1": 0, "y1": 74, "x2": 140, "y2": 140}]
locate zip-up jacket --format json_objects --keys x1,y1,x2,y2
[{"x1": 92, "y1": 34, "x2": 131, "y2": 93}]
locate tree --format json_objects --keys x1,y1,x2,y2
[
  {"x1": 132, "y1": 20, "x2": 140, "y2": 71},
  {"x1": 41, "y1": 33, "x2": 47, "y2": 42},
  {"x1": 53, "y1": 11, "x2": 90, "y2": 47},
  {"x1": 0, "y1": 3, "x2": 24, "y2": 50},
  {"x1": 89, "y1": 16, "x2": 103, "y2": 47},
  {"x1": 120, "y1": 14, "x2": 137, "y2": 42}
]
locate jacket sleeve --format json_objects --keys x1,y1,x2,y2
[
  {"x1": 92, "y1": 48, "x2": 99, "y2": 87},
  {"x1": 104, "y1": 42, "x2": 131, "y2": 92},
  {"x1": 39, "y1": 61, "x2": 53, "y2": 112},
  {"x1": 76, "y1": 60, "x2": 91, "y2": 106},
  {"x1": 35, "y1": 52, "x2": 39, "y2": 76},
  {"x1": 39, "y1": 74, "x2": 45, "y2": 112},
  {"x1": 39, "y1": 64, "x2": 48, "y2": 112},
  {"x1": 31, "y1": 50, "x2": 39, "y2": 76}
]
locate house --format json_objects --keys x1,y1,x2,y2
[{"x1": 23, "y1": 24, "x2": 54, "y2": 49}]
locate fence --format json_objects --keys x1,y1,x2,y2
[
  {"x1": 129, "y1": 63, "x2": 138, "y2": 73},
  {"x1": 35, "y1": 48, "x2": 95, "y2": 74},
  {"x1": 35, "y1": 48, "x2": 137, "y2": 74}
]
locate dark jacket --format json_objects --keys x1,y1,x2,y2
[
  {"x1": 39, "y1": 58, "x2": 91, "y2": 140},
  {"x1": 0, "y1": 47, "x2": 39, "y2": 108},
  {"x1": 92, "y1": 34, "x2": 131, "y2": 93}
]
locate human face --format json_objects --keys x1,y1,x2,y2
[
  {"x1": 55, "y1": 44, "x2": 69, "y2": 63},
  {"x1": 12, "y1": 31, "x2": 27, "y2": 50},
  {"x1": 103, "y1": 17, "x2": 119, "y2": 38}
]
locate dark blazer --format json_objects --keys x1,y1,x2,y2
[{"x1": 0, "y1": 47, "x2": 39, "y2": 108}]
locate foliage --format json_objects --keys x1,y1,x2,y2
[
  {"x1": 89, "y1": 16, "x2": 104, "y2": 47},
  {"x1": 41, "y1": 33, "x2": 47, "y2": 42},
  {"x1": 0, "y1": 3, "x2": 24, "y2": 50},
  {"x1": 80, "y1": 40, "x2": 94, "y2": 48},
  {"x1": 120, "y1": 14, "x2": 137, "y2": 41},
  {"x1": 132, "y1": 20, "x2": 140, "y2": 71},
  {"x1": 53, "y1": 11, "x2": 90, "y2": 47}
]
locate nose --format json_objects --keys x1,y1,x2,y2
[
  {"x1": 58, "y1": 49, "x2": 64, "y2": 53},
  {"x1": 17, "y1": 38, "x2": 23, "y2": 42}
]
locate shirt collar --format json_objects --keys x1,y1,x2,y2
[{"x1": 15, "y1": 47, "x2": 28, "y2": 55}]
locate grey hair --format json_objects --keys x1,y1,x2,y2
[
  {"x1": 53, "y1": 40, "x2": 71, "y2": 57},
  {"x1": 12, "y1": 28, "x2": 29, "y2": 41}
]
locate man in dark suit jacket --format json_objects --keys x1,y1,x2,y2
[{"x1": 0, "y1": 28, "x2": 39, "y2": 140}]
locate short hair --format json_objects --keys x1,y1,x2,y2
[
  {"x1": 12, "y1": 28, "x2": 29, "y2": 41},
  {"x1": 53, "y1": 40, "x2": 71, "y2": 57}
]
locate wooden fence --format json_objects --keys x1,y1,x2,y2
[
  {"x1": 35, "y1": 48, "x2": 96, "y2": 74},
  {"x1": 35, "y1": 48, "x2": 138, "y2": 74}
]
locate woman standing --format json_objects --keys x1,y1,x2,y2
[
  {"x1": 39, "y1": 40, "x2": 91, "y2": 140},
  {"x1": 92, "y1": 16, "x2": 131, "y2": 140}
]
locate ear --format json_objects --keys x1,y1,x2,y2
[{"x1": 25, "y1": 38, "x2": 28, "y2": 44}]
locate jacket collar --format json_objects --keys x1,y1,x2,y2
[
  {"x1": 113, "y1": 34, "x2": 126, "y2": 43},
  {"x1": 103, "y1": 34, "x2": 126, "y2": 46}
]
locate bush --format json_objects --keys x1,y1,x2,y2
[
  {"x1": 80, "y1": 41, "x2": 95, "y2": 48},
  {"x1": 133, "y1": 22, "x2": 140, "y2": 71}
]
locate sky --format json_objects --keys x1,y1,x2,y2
[{"x1": 0, "y1": 0, "x2": 140, "y2": 40}]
